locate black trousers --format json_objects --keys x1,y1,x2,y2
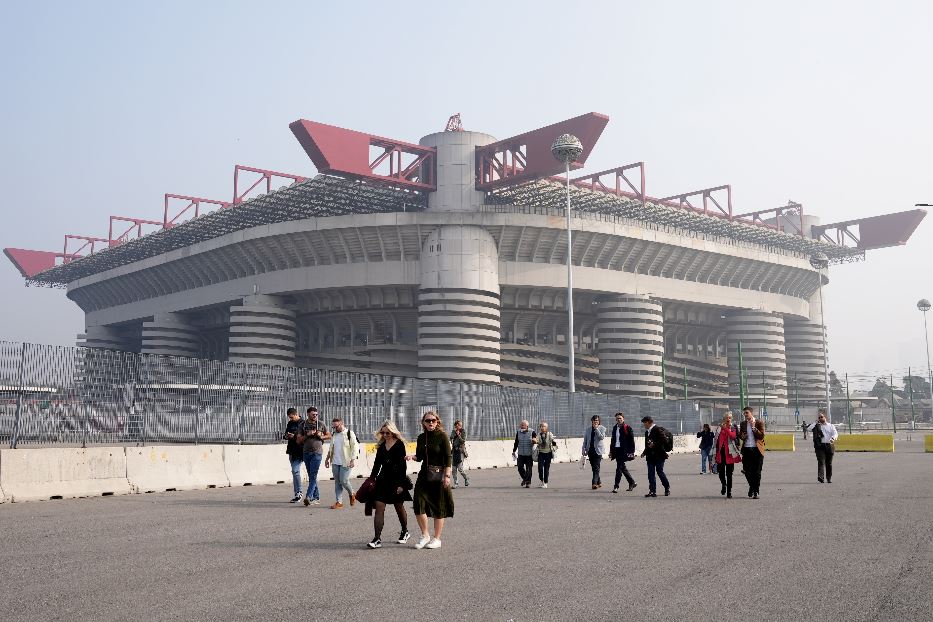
[
  {"x1": 717, "y1": 447, "x2": 734, "y2": 492},
  {"x1": 516, "y1": 455, "x2": 533, "y2": 483},
  {"x1": 815, "y1": 445, "x2": 834, "y2": 481},
  {"x1": 741, "y1": 446, "x2": 764, "y2": 494},
  {"x1": 613, "y1": 458, "x2": 636, "y2": 488},
  {"x1": 537, "y1": 453, "x2": 553, "y2": 483},
  {"x1": 587, "y1": 449, "x2": 602, "y2": 485}
]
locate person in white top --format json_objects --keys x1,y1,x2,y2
[
  {"x1": 807, "y1": 409, "x2": 838, "y2": 483},
  {"x1": 325, "y1": 417, "x2": 359, "y2": 508}
]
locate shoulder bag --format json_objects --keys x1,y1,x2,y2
[{"x1": 423, "y1": 436, "x2": 445, "y2": 483}]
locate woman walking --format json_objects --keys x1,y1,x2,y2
[
  {"x1": 715, "y1": 412, "x2": 741, "y2": 498},
  {"x1": 535, "y1": 422, "x2": 558, "y2": 488},
  {"x1": 581, "y1": 415, "x2": 607, "y2": 489},
  {"x1": 450, "y1": 419, "x2": 469, "y2": 488},
  {"x1": 408, "y1": 411, "x2": 454, "y2": 549},
  {"x1": 366, "y1": 420, "x2": 412, "y2": 549}
]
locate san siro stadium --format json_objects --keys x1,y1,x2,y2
[{"x1": 5, "y1": 112, "x2": 925, "y2": 411}]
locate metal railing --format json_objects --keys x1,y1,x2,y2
[{"x1": 0, "y1": 341, "x2": 702, "y2": 448}]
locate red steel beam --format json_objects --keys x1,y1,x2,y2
[
  {"x1": 733, "y1": 201, "x2": 804, "y2": 236},
  {"x1": 657, "y1": 185, "x2": 733, "y2": 219},
  {"x1": 289, "y1": 120, "x2": 435, "y2": 192},
  {"x1": 571, "y1": 163, "x2": 646, "y2": 201},
  {"x1": 63, "y1": 235, "x2": 108, "y2": 259},
  {"x1": 233, "y1": 165, "x2": 307, "y2": 205},
  {"x1": 812, "y1": 209, "x2": 926, "y2": 250},
  {"x1": 108, "y1": 216, "x2": 163, "y2": 247},
  {"x1": 3, "y1": 248, "x2": 78, "y2": 278},
  {"x1": 164, "y1": 194, "x2": 231, "y2": 228},
  {"x1": 475, "y1": 112, "x2": 609, "y2": 191}
]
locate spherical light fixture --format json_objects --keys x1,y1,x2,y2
[
  {"x1": 918, "y1": 299, "x2": 931, "y2": 312},
  {"x1": 809, "y1": 253, "x2": 829, "y2": 271},
  {"x1": 550, "y1": 134, "x2": 583, "y2": 164}
]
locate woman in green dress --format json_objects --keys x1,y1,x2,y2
[{"x1": 406, "y1": 411, "x2": 454, "y2": 549}]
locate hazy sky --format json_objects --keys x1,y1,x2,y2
[{"x1": 1, "y1": 1, "x2": 930, "y2": 389}]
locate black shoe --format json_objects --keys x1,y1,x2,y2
[
  {"x1": 827, "y1": 479, "x2": 832, "y2": 484},
  {"x1": 753, "y1": 492, "x2": 759, "y2": 499},
  {"x1": 626, "y1": 483, "x2": 637, "y2": 492},
  {"x1": 748, "y1": 489, "x2": 753, "y2": 498},
  {"x1": 818, "y1": 477, "x2": 824, "y2": 483},
  {"x1": 397, "y1": 530, "x2": 411, "y2": 544},
  {"x1": 612, "y1": 487, "x2": 619, "y2": 494},
  {"x1": 727, "y1": 492, "x2": 732, "y2": 498},
  {"x1": 290, "y1": 495, "x2": 302, "y2": 503},
  {"x1": 664, "y1": 488, "x2": 670, "y2": 497},
  {"x1": 721, "y1": 486, "x2": 726, "y2": 496},
  {"x1": 367, "y1": 538, "x2": 382, "y2": 549},
  {"x1": 644, "y1": 492, "x2": 657, "y2": 497}
]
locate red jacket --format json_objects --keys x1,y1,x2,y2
[{"x1": 715, "y1": 425, "x2": 742, "y2": 465}]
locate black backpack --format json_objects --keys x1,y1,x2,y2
[{"x1": 657, "y1": 426, "x2": 674, "y2": 452}]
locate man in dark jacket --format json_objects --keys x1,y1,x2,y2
[
  {"x1": 640, "y1": 416, "x2": 670, "y2": 498},
  {"x1": 283, "y1": 408, "x2": 304, "y2": 502},
  {"x1": 738, "y1": 406, "x2": 766, "y2": 499},
  {"x1": 609, "y1": 412, "x2": 637, "y2": 493}
]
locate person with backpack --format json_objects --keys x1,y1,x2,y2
[
  {"x1": 640, "y1": 416, "x2": 671, "y2": 497},
  {"x1": 325, "y1": 416, "x2": 359, "y2": 509},
  {"x1": 608, "y1": 412, "x2": 637, "y2": 493},
  {"x1": 581, "y1": 415, "x2": 607, "y2": 489}
]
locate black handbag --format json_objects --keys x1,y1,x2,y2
[{"x1": 423, "y1": 437, "x2": 445, "y2": 483}]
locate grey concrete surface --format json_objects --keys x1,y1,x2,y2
[{"x1": 1, "y1": 442, "x2": 931, "y2": 622}]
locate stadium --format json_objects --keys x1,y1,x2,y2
[{"x1": 4, "y1": 112, "x2": 925, "y2": 407}]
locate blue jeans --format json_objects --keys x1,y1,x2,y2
[
  {"x1": 700, "y1": 447, "x2": 712, "y2": 473},
  {"x1": 647, "y1": 458, "x2": 670, "y2": 493},
  {"x1": 289, "y1": 456, "x2": 303, "y2": 496},
  {"x1": 332, "y1": 464, "x2": 353, "y2": 503},
  {"x1": 303, "y1": 452, "x2": 323, "y2": 500}
]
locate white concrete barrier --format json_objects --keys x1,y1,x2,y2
[
  {"x1": 0, "y1": 482, "x2": 6, "y2": 503},
  {"x1": 468, "y1": 440, "x2": 511, "y2": 469},
  {"x1": 0, "y1": 447, "x2": 132, "y2": 502},
  {"x1": 223, "y1": 445, "x2": 290, "y2": 487},
  {"x1": 126, "y1": 445, "x2": 229, "y2": 493}
]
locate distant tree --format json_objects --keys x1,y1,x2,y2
[
  {"x1": 902, "y1": 375, "x2": 932, "y2": 398},
  {"x1": 870, "y1": 377, "x2": 892, "y2": 398},
  {"x1": 828, "y1": 371, "x2": 845, "y2": 398}
]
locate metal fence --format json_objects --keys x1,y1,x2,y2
[{"x1": 0, "y1": 341, "x2": 703, "y2": 448}]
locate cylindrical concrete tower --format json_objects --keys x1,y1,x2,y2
[
  {"x1": 726, "y1": 311, "x2": 788, "y2": 406},
  {"x1": 228, "y1": 295, "x2": 296, "y2": 366},
  {"x1": 597, "y1": 295, "x2": 664, "y2": 397},
  {"x1": 785, "y1": 289, "x2": 828, "y2": 406},
  {"x1": 79, "y1": 325, "x2": 133, "y2": 351},
  {"x1": 141, "y1": 312, "x2": 200, "y2": 357},
  {"x1": 419, "y1": 131, "x2": 497, "y2": 212},
  {"x1": 418, "y1": 225, "x2": 500, "y2": 383}
]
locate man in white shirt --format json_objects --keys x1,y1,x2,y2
[
  {"x1": 808, "y1": 409, "x2": 839, "y2": 483},
  {"x1": 737, "y1": 406, "x2": 766, "y2": 499},
  {"x1": 325, "y1": 417, "x2": 358, "y2": 508}
]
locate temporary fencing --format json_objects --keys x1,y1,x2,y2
[{"x1": 0, "y1": 341, "x2": 702, "y2": 448}]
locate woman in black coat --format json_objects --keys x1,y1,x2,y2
[{"x1": 366, "y1": 420, "x2": 412, "y2": 549}]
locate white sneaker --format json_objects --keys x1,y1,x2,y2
[
  {"x1": 542, "y1": 483, "x2": 548, "y2": 489},
  {"x1": 309, "y1": 499, "x2": 321, "y2": 506},
  {"x1": 425, "y1": 538, "x2": 442, "y2": 549},
  {"x1": 414, "y1": 535, "x2": 430, "y2": 549}
]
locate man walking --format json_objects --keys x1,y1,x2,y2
[
  {"x1": 608, "y1": 412, "x2": 637, "y2": 493},
  {"x1": 738, "y1": 406, "x2": 766, "y2": 499},
  {"x1": 325, "y1": 417, "x2": 359, "y2": 508},
  {"x1": 640, "y1": 416, "x2": 670, "y2": 498},
  {"x1": 512, "y1": 420, "x2": 536, "y2": 488},
  {"x1": 283, "y1": 408, "x2": 304, "y2": 503},
  {"x1": 808, "y1": 409, "x2": 838, "y2": 483},
  {"x1": 298, "y1": 406, "x2": 330, "y2": 506}
]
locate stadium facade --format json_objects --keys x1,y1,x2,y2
[{"x1": 5, "y1": 113, "x2": 925, "y2": 406}]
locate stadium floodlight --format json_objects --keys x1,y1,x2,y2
[
  {"x1": 551, "y1": 134, "x2": 584, "y2": 393},
  {"x1": 810, "y1": 252, "x2": 830, "y2": 419}
]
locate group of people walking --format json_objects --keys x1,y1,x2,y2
[{"x1": 284, "y1": 406, "x2": 359, "y2": 508}]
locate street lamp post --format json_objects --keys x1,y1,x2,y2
[
  {"x1": 810, "y1": 253, "x2": 831, "y2": 421},
  {"x1": 551, "y1": 134, "x2": 583, "y2": 393},
  {"x1": 919, "y1": 298, "x2": 932, "y2": 422}
]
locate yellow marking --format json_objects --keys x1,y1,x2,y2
[{"x1": 834, "y1": 434, "x2": 894, "y2": 452}]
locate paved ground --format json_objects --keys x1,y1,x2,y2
[{"x1": 1, "y1": 440, "x2": 931, "y2": 622}]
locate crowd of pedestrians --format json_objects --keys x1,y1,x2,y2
[{"x1": 283, "y1": 403, "x2": 842, "y2": 549}]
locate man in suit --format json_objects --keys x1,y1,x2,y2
[
  {"x1": 608, "y1": 412, "x2": 637, "y2": 493},
  {"x1": 640, "y1": 416, "x2": 670, "y2": 498},
  {"x1": 738, "y1": 406, "x2": 766, "y2": 499},
  {"x1": 808, "y1": 408, "x2": 838, "y2": 483}
]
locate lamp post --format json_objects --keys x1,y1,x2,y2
[
  {"x1": 810, "y1": 252, "x2": 830, "y2": 421},
  {"x1": 551, "y1": 134, "x2": 583, "y2": 393},
  {"x1": 919, "y1": 298, "x2": 932, "y2": 422}
]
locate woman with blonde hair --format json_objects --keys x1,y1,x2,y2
[
  {"x1": 406, "y1": 411, "x2": 454, "y2": 549},
  {"x1": 714, "y1": 411, "x2": 741, "y2": 498},
  {"x1": 366, "y1": 420, "x2": 412, "y2": 549}
]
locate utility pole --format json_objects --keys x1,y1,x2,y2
[
  {"x1": 908, "y1": 367, "x2": 915, "y2": 431},
  {"x1": 683, "y1": 365, "x2": 688, "y2": 401},
  {"x1": 661, "y1": 354, "x2": 666, "y2": 400},
  {"x1": 845, "y1": 372, "x2": 852, "y2": 435},
  {"x1": 794, "y1": 372, "x2": 800, "y2": 426},
  {"x1": 890, "y1": 373, "x2": 897, "y2": 433}
]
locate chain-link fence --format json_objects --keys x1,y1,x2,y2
[{"x1": 0, "y1": 341, "x2": 702, "y2": 448}]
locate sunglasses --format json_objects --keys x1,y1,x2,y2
[{"x1": 423, "y1": 418, "x2": 438, "y2": 424}]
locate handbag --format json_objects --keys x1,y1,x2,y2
[
  {"x1": 423, "y1": 437, "x2": 445, "y2": 483},
  {"x1": 727, "y1": 440, "x2": 742, "y2": 462},
  {"x1": 531, "y1": 444, "x2": 539, "y2": 463},
  {"x1": 355, "y1": 477, "x2": 376, "y2": 504}
]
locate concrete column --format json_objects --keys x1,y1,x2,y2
[
  {"x1": 726, "y1": 311, "x2": 788, "y2": 406},
  {"x1": 140, "y1": 313, "x2": 200, "y2": 358},
  {"x1": 78, "y1": 325, "x2": 133, "y2": 351},
  {"x1": 785, "y1": 291, "x2": 828, "y2": 406},
  {"x1": 418, "y1": 130, "x2": 497, "y2": 212},
  {"x1": 418, "y1": 225, "x2": 500, "y2": 383},
  {"x1": 228, "y1": 295, "x2": 296, "y2": 366},
  {"x1": 596, "y1": 294, "x2": 664, "y2": 398}
]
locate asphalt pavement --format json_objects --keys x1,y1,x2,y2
[{"x1": 1, "y1": 439, "x2": 931, "y2": 622}]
